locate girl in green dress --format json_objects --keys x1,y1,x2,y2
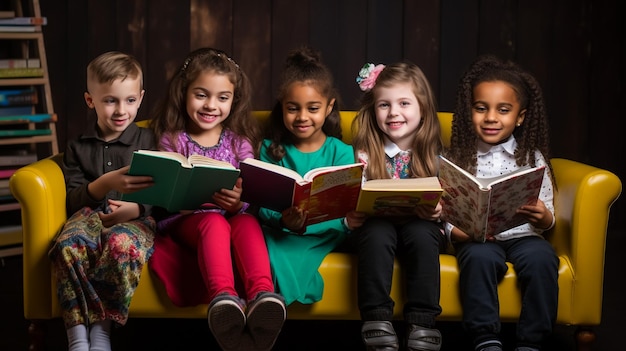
[{"x1": 257, "y1": 47, "x2": 365, "y2": 305}]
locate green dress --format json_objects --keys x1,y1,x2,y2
[{"x1": 258, "y1": 136, "x2": 355, "y2": 305}]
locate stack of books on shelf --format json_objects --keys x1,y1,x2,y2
[
  {"x1": 0, "y1": 151, "x2": 35, "y2": 201},
  {"x1": 0, "y1": 59, "x2": 43, "y2": 78},
  {"x1": 0, "y1": 13, "x2": 47, "y2": 32},
  {"x1": 0, "y1": 171, "x2": 12, "y2": 198},
  {"x1": 0, "y1": 113, "x2": 55, "y2": 137},
  {"x1": 0, "y1": 13, "x2": 47, "y2": 78}
]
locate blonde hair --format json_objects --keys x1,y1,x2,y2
[
  {"x1": 86, "y1": 51, "x2": 143, "y2": 92},
  {"x1": 352, "y1": 62, "x2": 442, "y2": 179}
]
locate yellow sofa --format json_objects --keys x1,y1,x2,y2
[{"x1": 10, "y1": 111, "x2": 622, "y2": 351}]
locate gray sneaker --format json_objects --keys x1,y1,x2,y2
[
  {"x1": 246, "y1": 292, "x2": 286, "y2": 351},
  {"x1": 207, "y1": 293, "x2": 246, "y2": 351}
]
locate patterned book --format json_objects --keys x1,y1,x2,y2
[{"x1": 438, "y1": 155, "x2": 545, "y2": 242}]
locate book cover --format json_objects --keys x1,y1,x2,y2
[
  {"x1": 239, "y1": 158, "x2": 364, "y2": 226},
  {"x1": 0, "y1": 106, "x2": 33, "y2": 116},
  {"x1": 0, "y1": 187, "x2": 11, "y2": 196},
  {"x1": 0, "y1": 168, "x2": 17, "y2": 178},
  {"x1": 0, "y1": 153, "x2": 37, "y2": 166},
  {"x1": 0, "y1": 58, "x2": 41, "y2": 69},
  {"x1": 0, "y1": 67, "x2": 44, "y2": 78},
  {"x1": 438, "y1": 155, "x2": 545, "y2": 242},
  {"x1": 0, "y1": 89, "x2": 38, "y2": 106},
  {"x1": 356, "y1": 177, "x2": 443, "y2": 216},
  {"x1": 121, "y1": 150, "x2": 241, "y2": 212},
  {"x1": 0, "y1": 178, "x2": 10, "y2": 196},
  {"x1": 0, "y1": 25, "x2": 36, "y2": 32},
  {"x1": 0, "y1": 129, "x2": 51, "y2": 137},
  {"x1": 0, "y1": 17, "x2": 47, "y2": 25},
  {"x1": 0, "y1": 113, "x2": 56, "y2": 124}
]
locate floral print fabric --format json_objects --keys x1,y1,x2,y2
[{"x1": 48, "y1": 207, "x2": 155, "y2": 328}]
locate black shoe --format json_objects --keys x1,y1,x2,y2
[
  {"x1": 406, "y1": 324, "x2": 442, "y2": 351},
  {"x1": 361, "y1": 321, "x2": 399, "y2": 351}
]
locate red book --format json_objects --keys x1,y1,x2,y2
[
  {"x1": 240, "y1": 158, "x2": 364, "y2": 226},
  {"x1": 0, "y1": 168, "x2": 18, "y2": 179}
]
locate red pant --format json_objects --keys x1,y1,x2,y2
[{"x1": 172, "y1": 212, "x2": 274, "y2": 301}]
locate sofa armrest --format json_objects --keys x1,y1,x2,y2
[
  {"x1": 550, "y1": 158, "x2": 622, "y2": 324},
  {"x1": 9, "y1": 154, "x2": 67, "y2": 319}
]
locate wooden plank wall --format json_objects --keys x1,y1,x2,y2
[{"x1": 38, "y1": 0, "x2": 623, "y2": 227}]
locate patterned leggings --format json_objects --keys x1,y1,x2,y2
[{"x1": 48, "y1": 207, "x2": 155, "y2": 328}]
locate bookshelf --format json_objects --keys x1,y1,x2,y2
[{"x1": 0, "y1": 0, "x2": 57, "y2": 257}]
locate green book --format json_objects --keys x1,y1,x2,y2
[
  {"x1": 122, "y1": 150, "x2": 241, "y2": 212},
  {"x1": 0, "y1": 129, "x2": 51, "y2": 137}
]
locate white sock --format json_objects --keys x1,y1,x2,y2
[
  {"x1": 89, "y1": 320, "x2": 112, "y2": 351},
  {"x1": 67, "y1": 324, "x2": 89, "y2": 351}
]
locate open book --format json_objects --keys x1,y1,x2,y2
[
  {"x1": 122, "y1": 150, "x2": 240, "y2": 212},
  {"x1": 239, "y1": 158, "x2": 364, "y2": 226},
  {"x1": 356, "y1": 177, "x2": 443, "y2": 216},
  {"x1": 438, "y1": 155, "x2": 545, "y2": 242}
]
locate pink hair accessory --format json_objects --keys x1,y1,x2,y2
[{"x1": 356, "y1": 63, "x2": 385, "y2": 91}]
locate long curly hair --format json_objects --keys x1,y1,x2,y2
[
  {"x1": 446, "y1": 55, "x2": 554, "y2": 183},
  {"x1": 351, "y1": 61, "x2": 442, "y2": 179},
  {"x1": 149, "y1": 47, "x2": 261, "y2": 155},
  {"x1": 265, "y1": 46, "x2": 342, "y2": 161}
]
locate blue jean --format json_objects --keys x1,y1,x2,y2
[{"x1": 455, "y1": 236, "x2": 559, "y2": 346}]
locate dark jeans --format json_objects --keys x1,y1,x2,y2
[
  {"x1": 455, "y1": 236, "x2": 559, "y2": 345},
  {"x1": 355, "y1": 217, "x2": 445, "y2": 327}
]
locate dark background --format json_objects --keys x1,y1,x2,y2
[
  {"x1": 1, "y1": 0, "x2": 623, "y2": 350},
  {"x1": 35, "y1": 0, "x2": 624, "y2": 229}
]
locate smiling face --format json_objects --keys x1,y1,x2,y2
[
  {"x1": 471, "y1": 80, "x2": 526, "y2": 145},
  {"x1": 184, "y1": 70, "x2": 234, "y2": 144},
  {"x1": 84, "y1": 76, "x2": 144, "y2": 141},
  {"x1": 373, "y1": 82, "x2": 421, "y2": 150},
  {"x1": 281, "y1": 82, "x2": 335, "y2": 149}
]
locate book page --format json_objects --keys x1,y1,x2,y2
[
  {"x1": 188, "y1": 154, "x2": 236, "y2": 169},
  {"x1": 135, "y1": 150, "x2": 190, "y2": 167},
  {"x1": 303, "y1": 162, "x2": 363, "y2": 181},
  {"x1": 362, "y1": 177, "x2": 441, "y2": 191},
  {"x1": 438, "y1": 155, "x2": 482, "y2": 189}
]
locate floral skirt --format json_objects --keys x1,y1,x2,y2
[{"x1": 48, "y1": 207, "x2": 155, "y2": 328}]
